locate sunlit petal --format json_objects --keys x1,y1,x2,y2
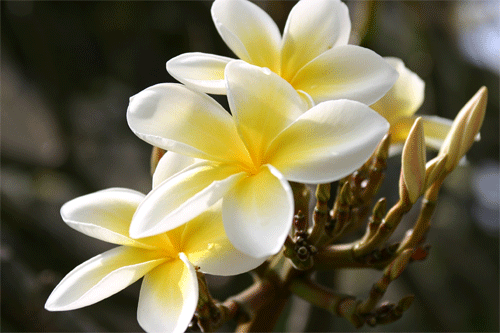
[
  {"x1": 153, "y1": 151, "x2": 197, "y2": 189},
  {"x1": 266, "y1": 100, "x2": 389, "y2": 183},
  {"x1": 222, "y1": 165, "x2": 294, "y2": 258},
  {"x1": 370, "y1": 57, "x2": 425, "y2": 124},
  {"x1": 166, "y1": 52, "x2": 233, "y2": 94},
  {"x1": 225, "y1": 61, "x2": 306, "y2": 165},
  {"x1": 60, "y1": 188, "x2": 164, "y2": 250},
  {"x1": 281, "y1": 0, "x2": 350, "y2": 81},
  {"x1": 127, "y1": 83, "x2": 250, "y2": 164},
  {"x1": 130, "y1": 161, "x2": 246, "y2": 238},
  {"x1": 45, "y1": 246, "x2": 166, "y2": 311},
  {"x1": 137, "y1": 253, "x2": 198, "y2": 333},
  {"x1": 182, "y1": 201, "x2": 267, "y2": 275},
  {"x1": 291, "y1": 45, "x2": 399, "y2": 105},
  {"x1": 211, "y1": 0, "x2": 281, "y2": 71}
]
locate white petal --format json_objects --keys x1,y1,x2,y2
[
  {"x1": 166, "y1": 52, "x2": 233, "y2": 94},
  {"x1": 225, "y1": 61, "x2": 306, "y2": 166},
  {"x1": 182, "y1": 201, "x2": 267, "y2": 275},
  {"x1": 127, "y1": 83, "x2": 250, "y2": 164},
  {"x1": 60, "y1": 188, "x2": 162, "y2": 249},
  {"x1": 211, "y1": 0, "x2": 281, "y2": 71},
  {"x1": 45, "y1": 246, "x2": 166, "y2": 311},
  {"x1": 130, "y1": 161, "x2": 246, "y2": 238},
  {"x1": 281, "y1": 0, "x2": 351, "y2": 81},
  {"x1": 222, "y1": 165, "x2": 294, "y2": 258},
  {"x1": 137, "y1": 253, "x2": 198, "y2": 333},
  {"x1": 266, "y1": 100, "x2": 389, "y2": 183},
  {"x1": 370, "y1": 57, "x2": 425, "y2": 124},
  {"x1": 153, "y1": 151, "x2": 197, "y2": 189},
  {"x1": 291, "y1": 45, "x2": 399, "y2": 105}
]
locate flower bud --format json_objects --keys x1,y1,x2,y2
[
  {"x1": 439, "y1": 87, "x2": 487, "y2": 171},
  {"x1": 424, "y1": 154, "x2": 448, "y2": 189},
  {"x1": 401, "y1": 117, "x2": 426, "y2": 203}
]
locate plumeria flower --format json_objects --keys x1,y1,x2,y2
[
  {"x1": 166, "y1": 0, "x2": 398, "y2": 107},
  {"x1": 45, "y1": 188, "x2": 266, "y2": 333},
  {"x1": 370, "y1": 57, "x2": 472, "y2": 155},
  {"x1": 127, "y1": 60, "x2": 389, "y2": 259}
]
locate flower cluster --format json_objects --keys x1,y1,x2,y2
[{"x1": 45, "y1": 0, "x2": 487, "y2": 332}]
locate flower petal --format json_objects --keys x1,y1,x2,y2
[
  {"x1": 166, "y1": 52, "x2": 233, "y2": 95},
  {"x1": 137, "y1": 253, "x2": 198, "y2": 333},
  {"x1": 390, "y1": 115, "x2": 454, "y2": 150},
  {"x1": 127, "y1": 83, "x2": 250, "y2": 164},
  {"x1": 60, "y1": 188, "x2": 166, "y2": 250},
  {"x1": 222, "y1": 165, "x2": 294, "y2": 258},
  {"x1": 266, "y1": 99, "x2": 389, "y2": 183},
  {"x1": 290, "y1": 45, "x2": 399, "y2": 105},
  {"x1": 370, "y1": 57, "x2": 425, "y2": 124},
  {"x1": 211, "y1": 0, "x2": 281, "y2": 71},
  {"x1": 45, "y1": 246, "x2": 166, "y2": 311},
  {"x1": 281, "y1": 0, "x2": 351, "y2": 81},
  {"x1": 153, "y1": 151, "x2": 197, "y2": 189},
  {"x1": 225, "y1": 61, "x2": 307, "y2": 166},
  {"x1": 182, "y1": 201, "x2": 267, "y2": 275},
  {"x1": 130, "y1": 161, "x2": 246, "y2": 238}
]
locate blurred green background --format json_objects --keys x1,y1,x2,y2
[{"x1": 1, "y1": 1, "x2": 498, "y2": 332}]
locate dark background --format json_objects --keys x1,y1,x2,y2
[{"x1": 1, "y1": 1, "x2": 499, "y2": 332}]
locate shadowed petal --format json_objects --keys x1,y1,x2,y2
[
  {"x1": 291, "y1": 45, "x2": 398, "y2": 105},
  {"x1": 390, "y1": 115, "x2": 456, "y2": 151},
  {"x1": 266, "y1": 99, "x2": 389, "y2": 183},
  {"x1": 370, "y1": 57, "x2": 425, "y2": 124},
  {"x1": 182, "y1": 201, "x2": 267, "y2": 275},
  {"x1": 153, "y1": 151, "x2": 197, "y2": 189},
  {"x1": 130, "y1": 161, "x2": 246, "y2": 238},
  {"x1": 137, "y1": 253, "x2": 198, "y2": 333},
  {"x1": 166, "y1": 52, "x2": 233, "y2": 95},
  {"x1": 281, "y1": 0, "x2": 350, "y2": 81},
  {"x1": 45, "y1": 246, "x2": 167, "y2": 311},
  {"x1": 211, "y1": 0, "x2": 281, "y2": 71},
  {"x1": 222, "y1": 165, "x2": 294, "y2": 258}
]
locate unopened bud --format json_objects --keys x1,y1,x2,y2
[
  {"x1": 401, "y1": 117, "x2": 426, "y2": 203},
  {"x1": 439, "y1": 87, "x2": 487, "y2": 171},
  {"x1": 424, "y1": 154, "x2": 448, "y2": 189}
]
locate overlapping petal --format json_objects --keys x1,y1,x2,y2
[
  {"x1": 127, "y1": 83, "x2": 251, "y2": 164},
  {"x1": 181, "y1": 201, "x2": 267, "y2": 275},
  {"x1": 45, "y1": 246, "x2": 167, "y2": 311},
  {"x1": 281, "y1": 0, "x2": 350, "y2": 82},
  {"x1": 370, "y1": 57, "x2": 425, "y2": 124},
  {"x1": 265, "y1": 99, "x2": 389, "y2": 183},
  {"x1": 60, "y1": 188, "x2": 168, "y2": 250},
  {"x1": 222, "y1": 165, "x2": 294, "y2": 258},
  {"x1": 137, "y1": 253, "x2": 198, "y2": 333},
  {"x1": 290, "y1": 45, "x2": 399, "y2": 105},
  {"x1": 166, "y1": 53, "x2": 233, "y2": 95},
  {"x1": 130, "y1": 161, "x2": 246, "y2": 238},
  {"x1": 153, "y1": 151, "x2": 197, "y2": 188},
  {"x1": 211, "y1": 0, "x2": 281, "y2": 71},
  {"x1": 225, "y1": 61, "x2": 307, "y2": 165}
]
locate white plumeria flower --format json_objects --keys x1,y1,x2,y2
[
  {"x1": 127, "y1": 60, "x2": 389, "y2": 258},
  {"x1": 166, "y1": 0, "x2": 398, "y2": 107},
  {"x1": 45, "y1": 188, "x2": 266, "y2": 333},
  {"x1": 370, "y1": 57, "x2": 477, "y2": 155}
]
